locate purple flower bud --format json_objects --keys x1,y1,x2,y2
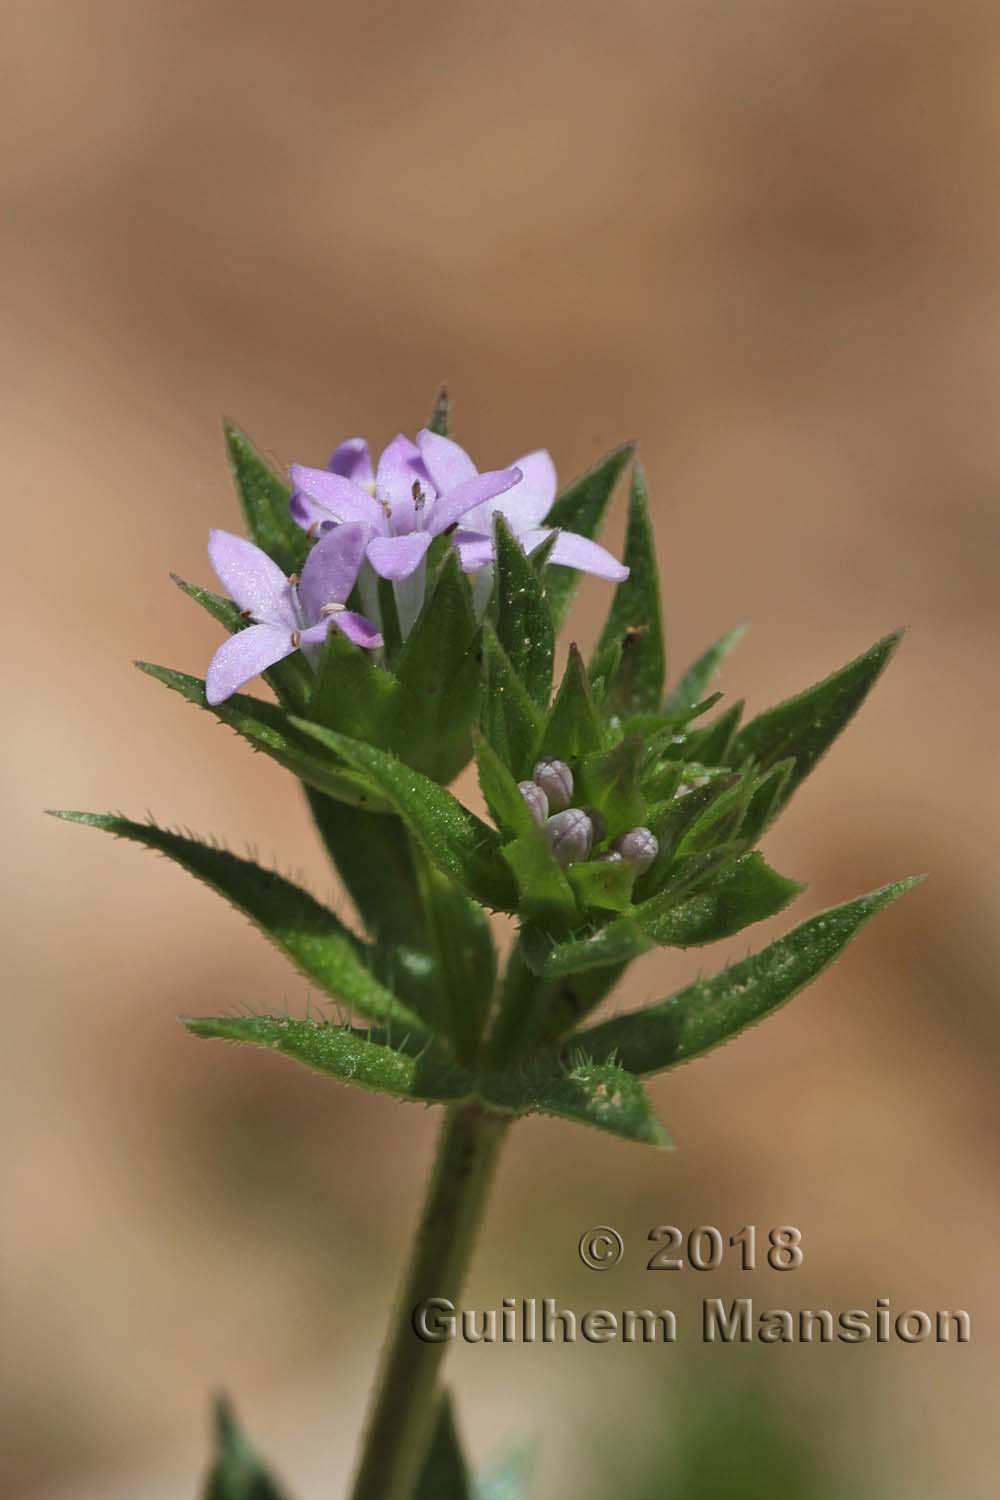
[
  {"x1": 544, "y1": 808, "x2": 594, "y2": 867},
  {"x1": 582, "y1": 805, "x2": 607, "y2": 844},
  {"x1": 533, "y1": 758, "x2": 574, "y2": 812},
  {"x1": 594, "y1": 850, "x2": 624, "y2": 864},
  {"x1": 612, "y1": 826, "x2": 659, "y2": 874},
  {"x1": 517, "y1": 780, "x2": 549, "y2": 827}
]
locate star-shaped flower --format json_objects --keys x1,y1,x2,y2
[
  {"x1": 290, "y1": 431, "x2": 628, "y2": 586},
  {"x1": 289, "y1": 432, "x2": 522, "y2": 584},
  {"x1": 205, "y1": 524, "x2": 381, "y2": 705}
]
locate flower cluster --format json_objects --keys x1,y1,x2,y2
[
  {"x1": 206, "y1": 427, "x2": 629, "y2": 703},
  {"x1": 519, "y1": 758, "x2": 659, "y2": 872}
]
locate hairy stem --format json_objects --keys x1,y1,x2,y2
[{"x1": 348, "y1": 1101, "x2": 509, "y2": 1500}]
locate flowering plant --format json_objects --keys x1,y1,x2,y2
[{"x1": 57, "y1": 390, "x2": 918, "y2": 1500}]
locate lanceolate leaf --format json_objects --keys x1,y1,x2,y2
[
  {"x1": 634, "y1": 852, "x2": 803, "y2": 946},
  {"x1": 223, "y1": 421, "x2": 308, "y2": 576},
  {"x1": 538, "y1": 645, "x2": 605, "y2": 763},
  {"x1": 293, "y1": 723, "x2": 517, "y2": 911},
  {"x1": 480, "y1": 625, "x2": 545, "y2": 780},
  {"x1": 54, "y1": 812, "x2": 428, "y2": 1038},
  {"x1": 428, "y1": 384, "x2": 452, "y2": 438},
  {"x1": 309, "y1": 625, "x2": 404, "y2": 749},
  {"x1": 303, "y1": 792, "x2": 447, "y2": 1026},
  {"x1": 594, "y1": 459, "x2": 666, "y2": 715},
  {"x1": 410, "y1": 843, "x2": 497, "y2": 1064},
  {"x1": 204, "y1": 1395, "x2": 289, "y2": 1500},
  {"x1": 185, "y1": 1015, "x2": 467, "y2": 1101},
  {"x1": 474, "y1": 732, "x2": 536, "y2": 839},
  {"x1": 666, "y1": 624, "x2": 747, "y2": 713},
  {"x1": 571, "y1": 878, "x2": 922, "y2": 1074},
  {"x1": 726, "y1": 632, "x2": 902, "y2": 809},
  {"x1": 527, "y1": 853, "x2": 801, "y2": 978},
  {"x1": 544, "y1": 444, "x2": 634, "y2": 628},
  {"x1": 137, "y1": 662, "x2": 386, "y2": 810},
  {"x1": 392, "y1": 546, "x2": 482, "y2": 780},
  {"x1": 415, "y1": 1394, "x2": 474, "y2": 1500},
  {"x1": 483, "y1": 1058, "x2": 670, "y2": 1147},
  {"x1": 492, "y1": 516, "x2": 555, "y2": 710}
]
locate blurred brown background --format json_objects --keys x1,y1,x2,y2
[{"x1": 5, "y1": 0, "x2": 999, "y2": 1495}]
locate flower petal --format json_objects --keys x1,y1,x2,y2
[
  {"x1": 332, "y1": 610, "x2": 384, "y2": 649},
  {"x1": 375, "y1": 434, "x2": 434, "y2": 532},
  {"x1": 289, "y1": 489, "x2": 333, "y2": 532},
  {"x1": 298, "y1": 523, "x2": 368, "y2": 623},
  {"x1": 415, "y1": 429, "x2": 479, "y2": 492},
  {"x1": 208, "y1": 530, "x2": 294, "y2": 625},
  {"x1": 481, "y1": 449, "x2": 557, "y2": 532},
  {"x1": 289, "y1": 464, "x2": 387, "y2": 531},
  {"x1": 520, "y1": 527, "x2": 629, "y2": 582},
  {"x1": 329, "y1": 437, "x2": 374, "y2": 487},
  {"x1": 205, "y1": 623, "x2": 297, "y2": 704},
  {"x1": 366, "y1": 530, "x2": 433, "y2": 580},
  {"x1": 297, "y1": 614, "x2": 383, "y2": 651},
  {"x1": 451, "y1": 528, "x2": 494, "y2": 572},
  {"x1": 428, "y1": 467, "x2": 523, "y2": 536}
]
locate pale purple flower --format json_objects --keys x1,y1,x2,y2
[
  {"x1": 205, "y1": 525, "x2": 381, "y2": 706},
  {"x1": 532, "y1": 758, "x2": 574, "y2": 812},
  {"x1": 612, "y1": 826, "x2": 659, "y2": 873},
  {"x1": 453, "y1": 445, "x2": 629, "y2": 583},
  {"x1": 289, "y1": 432, "x2": 523, "y2": 585},
  {"x1": 517, "y1": 780, "x2": 549, "y2": 826},
  {"x1": 544, "y1": 808, "x2": 595, "y2": 867}
]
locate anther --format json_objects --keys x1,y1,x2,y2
[
  {"x1": 319, "y1": 601, "x2": 347, "y2": 615},
  {"x1": 290, "y1": 630, "x2": 302, "y2": 647}
]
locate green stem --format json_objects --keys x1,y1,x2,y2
[{"x1": 348, "y1": 1101, "x2": 509, "y2": 1500}]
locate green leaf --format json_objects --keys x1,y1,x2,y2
[
  {"x1": 633, "y1": 777, "x2": 741, "y2": 900},
  {"x1": 577, "y1": 736, "x2": 646, "y2": 838},
  {"x1": 538, "y1": 645, "x2": 605, "y2": 764},
  {"x1": 726, "y1": 632, "x2": 902, "y2": 809},
  {"x1": 54, "y1": 811, "x2": 428, "y2": 1038},
  {"x1": 686, "y1": 700, "x2": 744, "y2": 766},
  {"x1": 223, "y1": 421, "x2": 307, "y2": 576},
  {"x1": 410, "y1": 844, "x2": 497, "y2": 1064},
  {"x1": 571, "y1": 878, "x2": 922, "y2": 1073},
  {"x1": 474, "y1": 731, "x2": 536, "y2": 839},
  {"x1": 416, "y1": 1393, "x2": 474, "y2": 1500},
  {"x1": 634, "y1": 852, "x2": 803, "y2": 946},
  {"x1": 492, "y1": 516, "x2": 555, "y2": 710},
  {"x1": 479, "y1": 625, "x2": 545, "y2": 780},
  {"x1": 292, "y1": 723, "x2": 517, "y2": 911},
  {"x1": 185, "y1": 1014, "x2": 468, "y2": 1101},
  {"x1": 303, "y1": 792, "x2": 447, "y2": 1026},
  {"x1": 528, "y1": 852, "x2": 800, "y2": 978},
  {"x1": 543, "y1": 444, "x2": 634, "y2": 628},
  {"x1": 394, "y1": 550, "x2": 481, "y2": 780},
  {"x1": 309, "y1": 624, "x2": 404, "y2": 747},
  {"x1": 483, "y1": 1058, "x2": 670, "y2": 1147},
  {"x1": 137, "y1": 663, "x2": 386, "y2": 810},
  {"x1": 666, "y1": 624, "x2": 747, "y2": 713},
  {"x1": 522, "y1": 914, "x2": 649, "y2": 978},
  {"x1": 594, "y1": 458, "x2": 665, "y2": 714},
  {"x1": 203, "y1": 1394, "x2": 288, "y2": 1500},
  {"x1": 428, "y1": 384, "x2": 452, "y2": 438},
  {"x1": 567, "y1": 857, "x2": 638, "y2": 913},
  {"x1": 740, "y1": 760, "x2": 794, "y2": 842},
  {"x1": 502, "y1": 826, "x2": 578, "y2": 928}
]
